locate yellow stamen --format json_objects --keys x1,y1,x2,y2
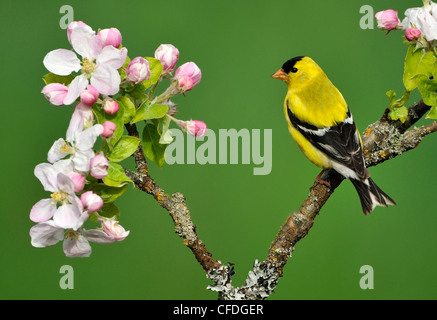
[{"x1": 81, "y1": 57, "x2": 96, "y2": 76}]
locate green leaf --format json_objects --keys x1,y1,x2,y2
[
  {"x1": 389, "y1": 106, "x2": 409, "y2": 123},
  {"x1": 159, "y1": 115, "x2": 174, "y2": 144},
  {"x1": 91, "y1": 183, "x2": 129, "y2": 203},
  {"x1": 131, "y1": 103, "x2": 168, "y2": 124},
  {"x1": 117, "y1": 95, "x2": 136, "y2": 124},
  {"x1": 107, "y1": 136, "x2": 140, "y2": 162},
  {"x1": 142, "y1": 123, "x2": 166, "y2": 167},
  {"x1": 403, "y1": 45, "x2": 437, "y2": 91},
  {"x1": 142, "y1": 57, "x2": 163, "y2": 89},
  {"x1": 99, "y1": 202, "x2": 120, "y2": 219},
  {"x1": 417, "y1": 76, "x2": 437, "y2": 107},
  {"x1": 103, "y1": 161, "x2": 133, "y2": 186},
  {"x1": 426, "y1": 106, "x2": 437, "y2": 119},
  {"x1": 42, "y1": 73, "x2": 75, "y2": 86},
  {"x1": 386, "y1": 90, "x2": 396, "y2": 105}
]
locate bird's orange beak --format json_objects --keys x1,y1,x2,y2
[{"x1": 271, "y1": 68, "x2": 288, "y2": 81}]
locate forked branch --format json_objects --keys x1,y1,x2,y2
[{"x1": 125, "y1": 100, "x2": 436, "y2": 300}]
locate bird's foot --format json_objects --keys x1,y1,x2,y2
[{"x1": 310, "y1": 170, "x2": 331, "y2": 191}]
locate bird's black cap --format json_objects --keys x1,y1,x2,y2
[{"x1": 282, "y1": 56, "x2": 304, "y2": 73}]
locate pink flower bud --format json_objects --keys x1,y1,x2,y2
[
  {"x1": 174, "y1": 62, "x2": 202, "y2": 92},
  {"x1": 41, "y1": 83, "x2": 68, "y2": 106},
  {"x1": 68, "y1": 172, "x2": 86, "y2": 192},
  {"x1": 100, "y1": 216, "x2": 130, "y2": 241},
  {"x1": 405, "y1": 28, "x2": 421, "y2": 41},
  {"x1": 80, "y1": 191, "x2": 104, "y2": 213},
  {"x1": 80, "y1": 85, "x2": 99, "y2": 106},
  {"x1": 103, "y1": 99, "x2": 119, "y2": 114},
  {"x1": 375, "y1": 9, "x2": 401, "y2": 31},
  {"x1": 90, "y1": 154, "x2": 109, "y2": 179},
  {"x1": 67, "y1": 21, "x2": 92, "y2": 44},
  {"x1": 177, "y1": 120, "x2": 207, "y2": 138},
  {"x1": 97, "y1": 28, "x2": 122, "y2": 48},
  {"x1": 154, "y1": 44, "x2": 179, "y2": 72},
  {"x1": 126, "y1": 57, "x2": 150, "y2": 84},
  {"x1": 101, "y1": 121, "x2": 117, "y2": 138}
]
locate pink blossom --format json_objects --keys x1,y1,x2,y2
[
  {"x1": 126, "y1": 57, "x2": 150, "y2": 84},
  {"x1": 80, "y1": 191, "x2": 104, "y2": 213},
  {"x1": 174, "y1": 62, "x2": 201, "y2": 92},
  {"x1": 43, "y1": 25, "x2": 127, "y2": 99},
  {"x1": 68, "y1": 172, "x2": 86, "y2": 192},
  {"x1": 100, "y1": 216, "x2": 130, "y2": 241},
  {"x1": 103, "y1": 99, "x2": 119, "y2": 114},
  {"x1": 176, "y1": 119, "x2": 207, "y2": 138},
  {"x1": 80, "y1": 84, "x2": 99, "y2": 106},
  {"x1": 154, "y1": 44, "x2": 179, "y2": 72},
  {"x1": 97, "y1": 28, "x2": 122, "y2": 48},
  {"x1": 405, "y1": 28, "x2": 422, "y2": 41},
  {"x1": 101, "y1": 121, "x2": 117, "y2": 138},
  {"x1": 89, "y1": 154, "x2": 109, "y2": 179},
  {"x1": 41, "y1": 83, "x2": 69, "y2": 106},
  {"x1": 375, "y1": 9, "x2": 402, "y2": 31}
]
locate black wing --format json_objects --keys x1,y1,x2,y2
[{"x1": 286, "y1": 104, "x2": 369, "y2": 180}]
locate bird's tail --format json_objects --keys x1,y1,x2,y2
[{"x1": 350, "y1": 178, "x2": 396, "y2": 215}]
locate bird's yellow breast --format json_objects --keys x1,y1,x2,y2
[
  {"x1": 285, "y1": 118, "x2": 332, "y2": 169},
  {"x1": 285, "y1": 60, "x2": 348, "y2": 128}
]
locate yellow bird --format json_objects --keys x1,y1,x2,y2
[{"x1": 272, "y1": 56, "x2": 395, "y2": 215}]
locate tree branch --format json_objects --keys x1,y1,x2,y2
[{"x1": 125, "y1": 100, "x2": 437, "y2": 300}]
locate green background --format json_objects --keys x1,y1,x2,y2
[{"x1": 1, "y1": 0, "x2": 436, "y2": 300}]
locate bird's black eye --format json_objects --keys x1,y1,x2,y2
[{"x1": 291, "y1": 67, "x2": 298, "y2": 73}]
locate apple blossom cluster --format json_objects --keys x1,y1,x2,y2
[
  {"x1": 375, "y1": 0, "x2": 437, "y2": 48},
  {"x1": 375, "y1": 0, "x2": 437, "y2": 122},
  {"x1": 31, "y1": 21, "x2": 207, "y2": 257}
]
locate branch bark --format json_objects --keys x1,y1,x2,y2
[{"x1": 125, "y1": 100, "x2": 437, "y2": 300}]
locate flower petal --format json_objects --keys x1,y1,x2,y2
[
  {"x1": 63, "y1": 233, "x2": 92, "y2": 257},
  {"x1": 71, "y1": 26, "x2": 102, "y2": 59},
  {"x1": 43, "y1": 49, "x2": 81, "y2": 76},
  {"x1": 53, "y1": 202, "x2": 81, "y2": 229},
  {"x1": 47, "y1": 138, "x2": 70, "y2": 164},
  {"x1": 90, "y1": 64, "x2": 121, "y2": 95},
  {"x1": 56, "y1": 172, "x2": 75, "y2": 195},
  {"x1": 30, "y1": 198, "x2": 57, "y2": 223},
  {"x1": 76, "y1": 124, "x2": 103, "y2": 150},
  {"x1": 30, "y1": 221, "x2": 64, "y2": 248},
  {"x1": 63, "y1": 74, "x2": 89, "y2": 105},
  {"x1": 34, "y1": 163, "x2": 58, "y2": 192},
  {"x1": 82, "y1": 229, "x2": 115, "y2": 244},
  {"x1": 72, "y1": 149, "x2": 95, "y2": 172},
  {"x1": 96, "y1": 46, "x2": 127, "y2": 70}
]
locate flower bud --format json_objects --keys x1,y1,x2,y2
[
  {"x1": 100, "y1": 216, "x2": 130, "y2": 241},
  {"x1": 67, "y1": 21, "x2": 93, "y2": 44},
  {"x1": 89, "y1": 154, "x2": 109, "y2": 179},
  {"x1": 68, "y1": 172, "x2": 86, "y2": 192},
  {"x1": 154, "y1": 44, "x2": 179, "y2": 72},
  {"x1": 80, "y1": 191, "x2": 104, "y2": 213},
  {"x1": 97, "y1": 28, "x2": 122, "y2": 48},
  {"x1": 174, "y1": 62, "x2": 202, "y2": 92},
  {"x1": 103, "y1": 99, "x2": 119, "y2": 114},
  {"x1": 405, "y1": 28, "x2": 421, "y2": 41},
  {"x1": 176, "y1": 119, "x2": 207, "y2": 138},
  {"x1": 41, "y1": 83, "x2": 68, "y2": 106},
  {"x1": 375, "y1": 9, "x2": 402, "y2": 31},
  {"x1": 126, "y1": 57, "x2": 150, "y2": 84},
  {"x1": 101, "y1": 121, "x2": 117, "y2": 138},
  {"x1": 80, "y1": 84, "x2": 99, "y2": 106}
]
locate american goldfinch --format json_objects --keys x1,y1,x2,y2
[{"x1": 272, "y1": 56, "x2": 395, "y2": 215}]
